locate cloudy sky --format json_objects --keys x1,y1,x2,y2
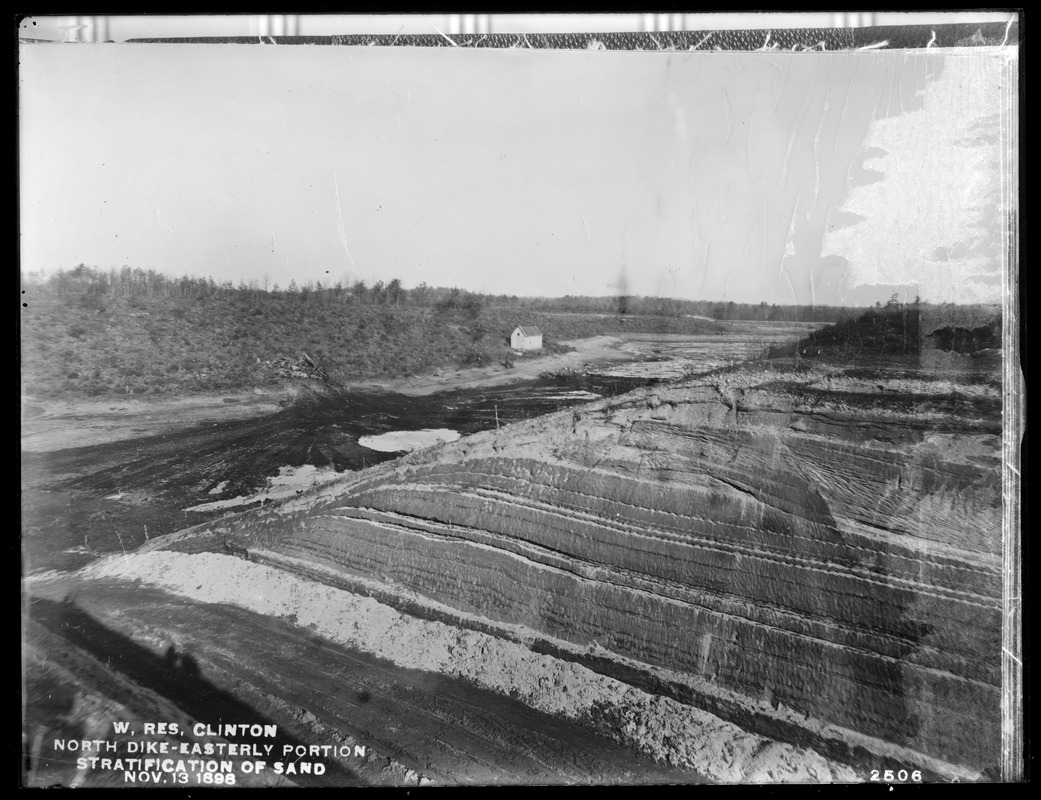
[{"x1": 20, "y1": 44, "x2": 1014, "y2": 304}]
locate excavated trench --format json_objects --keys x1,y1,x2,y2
[{"x1": 124, "y1": 360, "x2": 1003, "y2": 780}]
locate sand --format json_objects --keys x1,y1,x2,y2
[{"x1": 80, "y1": 551, "x2": 857, "y2": 784}]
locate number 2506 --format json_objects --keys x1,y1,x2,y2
[{"x1": 870, "y1": 769, "x2": 922, "y2": 782}]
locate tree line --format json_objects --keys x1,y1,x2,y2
[{"x1": 25, "y1": 264, "x2": 872, "y2": 322}]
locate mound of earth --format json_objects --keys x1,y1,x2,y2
[{"x1": 25, "y1": 357, "x2": 1002, "y2": 784}]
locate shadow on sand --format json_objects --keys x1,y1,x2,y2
[{"x1": 26, "y1": 595, "x2": 365, "y2": 787}]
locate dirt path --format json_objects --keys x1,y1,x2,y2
[{"x1": 20, "y1": 391, "x2": 287, "y2": 454}]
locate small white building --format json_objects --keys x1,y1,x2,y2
[{"x1": 510, "y1": 325, "x2": 543, "y2": 351}]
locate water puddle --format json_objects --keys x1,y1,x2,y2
[
  {"x1": 359, "y1": 428, "x2": 462, "y2": 453},
  {"x1": 526, "y1": 390, "x2": 602, "y2": 402},
  {"x1": 185, "y1": 464, "x2": 344, "y2": 512}
]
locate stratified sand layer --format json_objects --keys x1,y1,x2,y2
[
  {"x1": 82, "y1": 551, "x2": 856, "y2": 783},
  {"x1": 141, "y1": 362, "x2": 1002, "y2": 780}
]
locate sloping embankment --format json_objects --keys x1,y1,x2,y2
[{"x1": 149, "y1": 363, "x2": 1002, "y2": 779}]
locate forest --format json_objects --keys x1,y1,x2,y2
[{"x1": 20, "y1": 264, "x2": 883, "y2": 398}]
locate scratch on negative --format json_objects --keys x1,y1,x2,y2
[
  {"x1": 332, "y1": 172, "x2": 357, "y2": 272},
  {"x1": 1003, "y1": 647, "x2": 1021, "y2": 666},
  {"x1": 433, "y1": 26, "x2": 457, "y2": 47},
  {"x1": 690, "y1": 32, "x2": 712, "y2": 51},
  {"x1": 779, "y1": 259, "x2": 798, "y2": 304},
  {"x1": 1001, "y1": 17, "x2": 1014, "y2": 48},
  {"x1": 758, "y1": 32, "x2": 779, "y2": 52}
]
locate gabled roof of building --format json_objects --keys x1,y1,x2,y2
[{"x1": 513, "y1": 326, "x2": 542, "y2": 337}]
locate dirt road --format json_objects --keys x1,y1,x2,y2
[{"x1": 357, "y1": 336, "x2": 628, "y2": 395}]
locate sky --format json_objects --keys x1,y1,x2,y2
[{"x1": 19, "y1": 44, "x2": 1015, "y2": 305}]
